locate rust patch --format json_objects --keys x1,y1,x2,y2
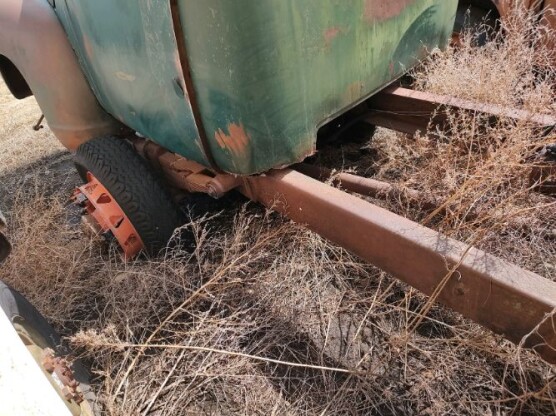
[
  {"x1": 364, "y1": 0, "x2": 416, "y2": 23},
  {"x1": 214, "y1": 123, "x2": 250, "y2": 158},
  {"x1": 324, "y1": 27, "x2": 342, "y2": 47}
]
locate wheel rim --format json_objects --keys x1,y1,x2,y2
[
  {"x1": 74, "y1": 172, "x2": 145, "y2": 258},
  {"x1": 13, "y1": 317, "x2": 95, "y2": 416}
]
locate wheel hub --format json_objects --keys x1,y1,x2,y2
[
  {"x1": 73, "y1": 172, "x2": 145, "y2": 258},
  {"x1": 13, "y1": 320, "x2": 95, "y2": 416},
  {"x1": 42, "y1": 348, "x2": 84, "y2": 404}
]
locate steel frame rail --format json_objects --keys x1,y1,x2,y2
[
  {"x1": 138, "y1": 82, "x2": 556, "y2": 363},
  {"x1": 366, "y1": 86, "x2": 556, "y2": 136},
  {"x1": 241, "y1": 169, "x2": 556, "y2": 364}
]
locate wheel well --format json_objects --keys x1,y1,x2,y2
[
  {"x1": 0, "y1": 55, "x2": 32, "y2": 99},
  {"x1": 461, "y1": 0, "x2": 501, "y2": 18},
  {"x1": 456, "y1": 0, "x2": 502, "y2": 38}
]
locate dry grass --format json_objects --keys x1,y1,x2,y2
[
  {"x1": 0, "y1": 81, "x2": 64, "y2": 176},
  {"x1": 0, "y1": 8, "x2": 555, "y2": 416},
  {"x1": 384, "y1": 8, "x2": 556, "y2": 278}
]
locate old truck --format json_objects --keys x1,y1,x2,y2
[{"x1": 1, "y1": 0, "x2": 555, "y2": 366}]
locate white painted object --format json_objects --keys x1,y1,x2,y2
[{"x1": 0, "y1": 308, "x2": 72, "y2": 416}]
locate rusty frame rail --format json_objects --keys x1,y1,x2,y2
[
  {"x1": 295, "y1": 163, "x2": 439, "y2": 211},
  {"x1": 129, "y1": 82, "x2": 556, "y2": 363},
  {"x1": 241, "y1": 169, "x2": 556, "y2": 364},
  {"x1": 366, "y1": 86, "x2": 556, "y2": 136}
]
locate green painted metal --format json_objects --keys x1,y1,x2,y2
[
  {"x1": 54, "y1": 1, "x2": 209, "y2": 166},
  {"x1": 55, "y1": 0, "x2": 458, "y2": 175}
]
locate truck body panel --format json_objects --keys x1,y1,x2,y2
[
  {"x1": 0, "y1": 0, "x2": 124, "y2": 150},
  {"x1": 54, "y1": 0, "x2": 458, "y2": 174}
]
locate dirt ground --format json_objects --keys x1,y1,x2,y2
[
  {"x1": 0, "y1": 17, "x2": 555, "y2": 415},
  {"x1": 0, "y1": 81, "x2": 77, "y2": 207}
]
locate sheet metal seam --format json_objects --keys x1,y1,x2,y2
[{"x1": 169, "y1": 0, "x2": 221, "y2": 173}]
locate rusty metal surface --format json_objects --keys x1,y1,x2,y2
[
  {"x1": 242, "y1": 169, "x2": 556, "y2": 364},
  {"x1": 52, "y1": 0, "x2": 458, "y2": 174},
  {"x1": 493, "y1": 0, "x2": 549, "y2": 18},
  {"x1": 54, "y1": 0, "x2": 211, "y2": 168},
  {"x1": 133, "y1": 138, "x2": 241, "y2": 198},
  {"x1": 73, "y1": 173, "x2": 145, "y2": 259},
  {"x1": 295, "y1": 163, "x2": 439, "y2": 211},
  {"x1": 0, "y1": 0, "x2": 125, "y2": 150},
  {"x1": 366, "y1": 86, "x2": 556, "y2": 136},
  {"x1": 492, "y1": 0, "x2": 537, "y2": 17}
]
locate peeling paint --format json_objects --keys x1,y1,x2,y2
[
  {"x1": 214, "y1": 123, "x2": 250, "y2": 158},
  {"x1": 52, "y1": 0, "x2": 458, "y2": 175},
  {"x1": 115, "y1": 71, "x2": 136, "y2": 82}
]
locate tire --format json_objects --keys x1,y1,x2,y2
[
  {"x1": 75, "y1": 136, "x2": 184, "y2": 256},
  {"x1": 0, "y1": 280, "x2": 97, "y2": 414}
]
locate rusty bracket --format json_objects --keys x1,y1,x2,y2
[
  {"x1": 241, "y1": 169, "x2": 556, "y2": 364},
  {"x1": 366, "y1": 86, "x2": 556, "y2": 136},
  {"x1": 133, "y1": 138, "x2": 241, "y2": 198}
]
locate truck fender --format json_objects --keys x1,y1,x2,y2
[{"x1": 0, "y1": 0, "x2": 125, "y2": 150}]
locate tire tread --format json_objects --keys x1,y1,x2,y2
[{"x1": 75, "y1": 137, "x2": 182, "y2": 255}]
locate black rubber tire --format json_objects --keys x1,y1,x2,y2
[
  {"x1": 0, "y1": 280, "x2": 97, "y2": 412},
  {"x1": 75, "y1": 136, "x2": 184, "y2": 256}
]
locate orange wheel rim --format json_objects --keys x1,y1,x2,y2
[{"x1": 74, "y1": 172, "x2": 145, "y2": 258}]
